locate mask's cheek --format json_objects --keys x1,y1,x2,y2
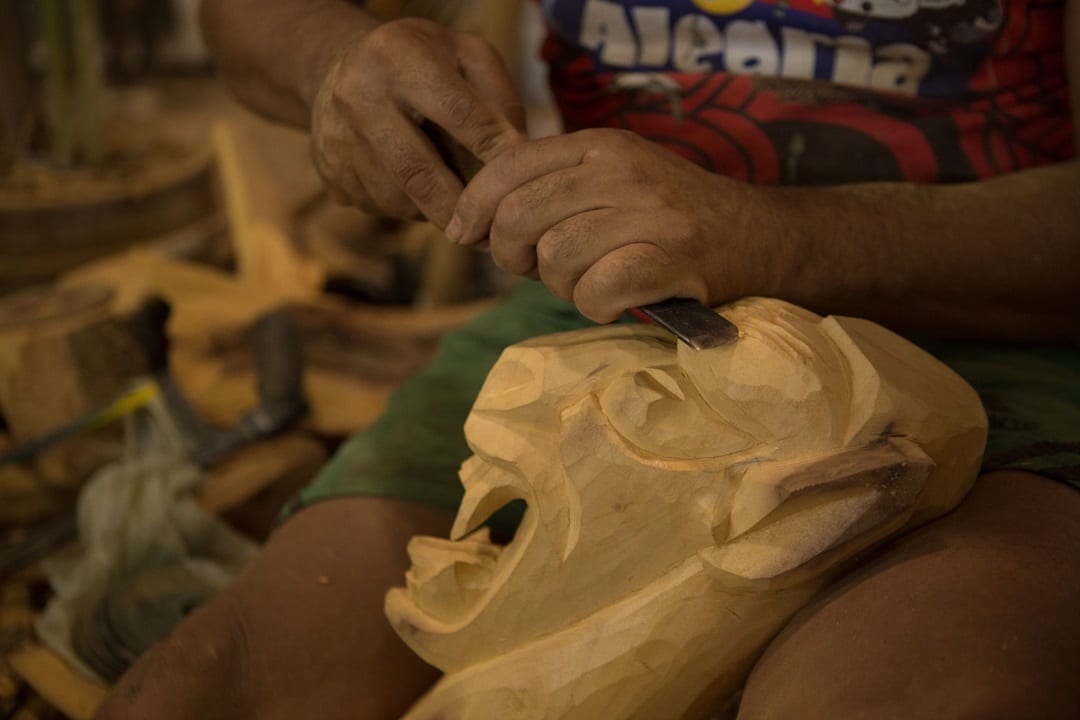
[{"x1": 702, "y1": 439, "x2": 934, "y2": 587}]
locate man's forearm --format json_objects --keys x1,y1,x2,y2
[
  {"x1": 200, "y1": 0, "x2": 378, "y2": 127},
  {"x1": 753, "y1": 160, "x2": 1080, "y2": 342}
]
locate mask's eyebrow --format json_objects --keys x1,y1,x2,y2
[{"x1": 742, "y1": 318, "x2": 816, "y2": 361}]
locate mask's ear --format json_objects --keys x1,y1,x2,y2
[{"x1": 700, "y1": 439, "x2": 935, "y2": 586}]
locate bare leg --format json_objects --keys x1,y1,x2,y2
[
  {"x1": 737, "y1": 471, "x2": 1080, "y2": 720},
  {"x1": 95, "y1": 497, "x2": 452, "y2": 720}
]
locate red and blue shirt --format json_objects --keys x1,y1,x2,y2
[{"x1": 540, "y1": 0, "x2": 1074, "y2": 183}]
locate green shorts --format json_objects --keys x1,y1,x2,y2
[{"x1": 291, "y1": 282, "x2": 1080, "y2": 524}]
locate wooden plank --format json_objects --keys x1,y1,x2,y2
[
  {"x1": 8, "y1": 644, "x2": 106, "y2": 720},
  {"x1": 211, "y1": 121, "x2": 324, "y2": 300},
  {"x1": 61, "y1": 252, "x2": 493, "y2": 435},
  {"x1": 60, "y1": 249, "x2": 309, "y2": 335},
  {"x1": 197, "y1": 434, "x2": 322, "y2": 515}
]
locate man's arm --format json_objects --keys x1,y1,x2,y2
[
  {"x1": 730, "y1": 0, "x2": 1080, "y2": 342},
  {"x1": 200, "y1": 0, "x2": 375, "y2": 128},
  {"x1": 764, "y1": 160, "x2": 1080, "y2": 341},
  {"x1": 451, "y1": 135, "x2": 1078, "y2": 341},
  {"x1": 449, "y1": 9, "x2": 1079, "y2": 342}
]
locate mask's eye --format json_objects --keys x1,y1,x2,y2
[{"x1": 598, "y1": 367, "x2": 754, "y2": 460}]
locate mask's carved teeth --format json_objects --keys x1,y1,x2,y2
[
  {"x1": 451, "y1": 482, "x2": 525, "y2": 541},
  {"x1": 405, "y1": 530, "x2": 502, "y2": 622}
]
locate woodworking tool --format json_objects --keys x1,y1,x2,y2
[
  {"x1": 0, "y1": 299, "x2": 307, "y2": 471},
  {"x1": 0, "y1": 379, "x2": 159, "y2": 468},
  {"x1": 627, "y1": 298, "x2": 738, "y2": 350},
  {"x1": 126, "y1": 297, "x2": 308, "y2": 469},
  {"x1": 423, "y1": 121, "x2": 739, "y2": 349}
]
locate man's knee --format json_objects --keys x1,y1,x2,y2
[
  {"x1": 738, "y1": 647, "x2": 1079, "y2": 720},
  {"x1": 737, "y1": 471, "x2": 1080, "y2": 720}
]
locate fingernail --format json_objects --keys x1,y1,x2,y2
[{"x1": 445, "y1": 214, "x2": 463, "y2": 243}]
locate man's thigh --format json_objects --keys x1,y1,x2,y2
[
  {"x1": 97, "y1": 497, "x2": 452, "y2": 720},
  {"x1": 737, "y1": 470, "x2": 1080, "y2": 720}
]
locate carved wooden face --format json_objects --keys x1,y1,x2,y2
[{"x1": 386, "y1": 299, "x2": 985, "y2": 684}]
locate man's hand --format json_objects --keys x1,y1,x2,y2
[
  {"x1": 311, "y1": 18, "x2": 526, "y2": 226},
  {"x1": 447, "y1": 129, "x2": 785, "y2": 323}
]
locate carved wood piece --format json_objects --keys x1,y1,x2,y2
[{"x1": 386, "y1": 297, "x2": 988, "y2": 719}]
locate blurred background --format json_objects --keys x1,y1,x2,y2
[{"x1": 0, "y1": 2, "x2": 555, "y2": 717}]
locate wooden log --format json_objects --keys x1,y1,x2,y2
[
  {"x1": 0, "y1": 284, "x2": 149, "y2": 442},
  {"x1": 7, "y1": 644, "x2": 106, "y2": 720},
  {"x1": 0, "y1": 142, "x2": 217, "y2": 293}
]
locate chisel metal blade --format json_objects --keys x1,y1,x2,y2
[{"x1": 628, "y1": 298, "x2": 739, "y2": 350}]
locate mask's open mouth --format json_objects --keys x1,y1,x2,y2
[{"x1": 402, "y1": 527, "x2": 504, "y2": 624}]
